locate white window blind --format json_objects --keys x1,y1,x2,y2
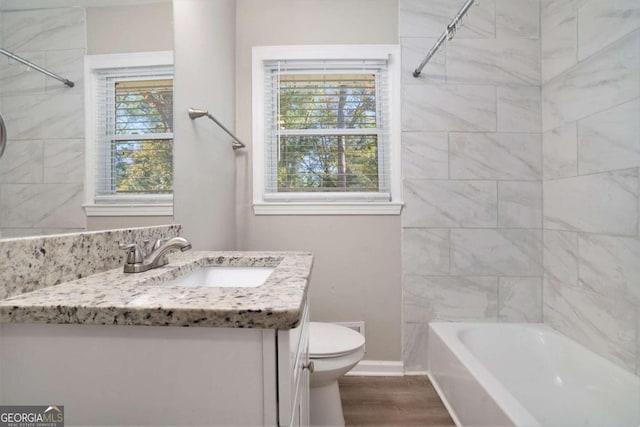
[
  {"x1": 263, "y1": 59, "x2": 391, "y2": 202},
  {"x1": 94, "y1": 65, "x2": 173, "y2": 202}
]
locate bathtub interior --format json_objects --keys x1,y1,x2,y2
[
  {"x1": 429, "y1": 323, "x2": 640, "y2": 427},
  {"x1": 457, "y1": 324, "x2": 640, "y2": 427}
]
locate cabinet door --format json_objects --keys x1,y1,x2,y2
[
  {"x1": 298, "y1": 349, "x2": 310, "y2": 427},
  {"x1": 291, "y1": 398, "x2": 301, "y2": 427},
  {"x1": 294, "y1": 302, "x2": 310, "y2": 427},
  {"x1": 291, "y1": 315, "x2": 310, "y2": 427},
  {"x1": 277, "y1": 298, "x2": 310, "y2": 427}
]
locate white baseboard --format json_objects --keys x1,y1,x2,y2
[
  {"x1": 345, "y1": 360, "x2": 404, "y2": 376},
  {"x1": 403, "y1": 370, "x2": 428, "y2": 375}
]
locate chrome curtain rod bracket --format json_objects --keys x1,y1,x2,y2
[
  {"x1": 188, "y1": 108, "x2": 246, "y2": 150},
  {"x1": 0, "y1": 48, "x2": 75, "y2": 87},
  {"x1": 413, "y1": 0, "x2": 476, "y2": 78}
]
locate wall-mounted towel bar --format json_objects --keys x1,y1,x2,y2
[
  {"x1": 0, "y1": 48, "x2": 75, "y2": 87},
  {"x1": 188, "y1": 108, "x2": 246, "y2": 150},
  {"x1": 413, "y1": 0, "x2": 476, "y2": 77}
]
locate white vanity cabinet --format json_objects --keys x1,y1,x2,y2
[
  {"x1": 278, "y1": 301, "x2": 311, "y2": 427},
  {"x1": 0, "y1": 299, "x2": 311, "y2": 427}
]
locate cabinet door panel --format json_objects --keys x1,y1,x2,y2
[{"x1": 277, "y1": 298, "x2": 310, "y2": 426}]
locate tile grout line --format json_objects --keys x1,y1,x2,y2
[
  {"x1": 541, "y1": 17, "x2": 640, "y2": 86},
  {"x1": 496, "y1": 179, "x2": 500, "y2": 228},
  {"x1": 539, "y1": 0, "x2": 545, "y2": 324},
  {"x1": 544, "y1": 165, "x2": 640, "y2": 181},
  {"x1": 448, "y1": 228, "x2": 452, "y2": 275},
  {"x1": 496, "y1": 275, "x2": 501, "y2": 322},
  {"x1": 575, "y1": 232, "x2": 581, "y2": 289},
  {"x1": 542, "y1": 97, "x2": 640, "y2": 136},
  {"x1": 405, "y1": 273, "x2": 547, "y2": 279},
  {"x1": 447, "y1": 132, "x2": 451, "y2": 180},
  {"x1": 575, "y1": 121, "x2": 580, "y2": 176},
  {"x1": 575, "y1": 1, "x2": 580, "y2": 64}
]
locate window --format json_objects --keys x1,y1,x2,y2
[
  {"x1": 108, "y1": 78, "x2": 173, "y2": 196},
  {"x1": 252, "y1": 45, "x2": 402, "y2": 215},
  {"x1": 84, "y1": 51, "x2": 174, "y2": 216}
]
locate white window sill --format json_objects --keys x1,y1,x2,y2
[
  {"x1": 83, "y1": 204, "x2": 173, "y2": 217},
  {"x1": 253, "y1": 202, "x2": 403, "y2": 215}
]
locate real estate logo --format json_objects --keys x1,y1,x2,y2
[{"x1": 0, "y1": 405, "x2": 64, "y2": 427}]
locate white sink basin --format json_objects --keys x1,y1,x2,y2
[{"x1": 164, "y1": 266, "x2": 274, "y2": 288}]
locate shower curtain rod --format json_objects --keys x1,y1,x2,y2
[
  {"x1": 0, "y1": 48, "x2": 75, "y2": 87},
  {"x1": 413, "y1": 0, "x2": 476, "y2": 77}
]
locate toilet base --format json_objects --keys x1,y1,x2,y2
[{"x1": 310, "y1": 380, "x2": 345, "y2": 427}]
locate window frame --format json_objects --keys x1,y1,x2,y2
[
  {"x1": 252, "y1": 45, "x2": 403, "y2": 215},
  {"x1": 84, "y1": 51, "x2": 174, "y2": 217}
]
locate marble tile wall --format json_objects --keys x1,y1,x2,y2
[
  {"x1": 400, "y1": 0, "x2": 543, "y2": 372},
  {"x1": 0, "y1": 8, "x2": 86, "y2": 237},
  {"x1": 541, "y1": 0, "x2": 640, "y2": 375},
  {"x1": 0, "y1": 224, "x2": 181, "y2": 299}
]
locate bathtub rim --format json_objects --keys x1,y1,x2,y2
[{"x1": 428, "y1": 322, "x2": 544, "y2": 427}]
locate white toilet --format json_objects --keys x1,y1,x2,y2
[{"x1": 309, "y1": 322, "x2": 366, "y2": 427}]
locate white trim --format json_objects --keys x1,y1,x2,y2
[
  {"x1": 85, "y1": 51, "x2": 173, "y2": 71},
  {"x1": 278, "y1": 128, "x2": 381, "y2": 136},
  {"x1": 428, "y1": 372, "x2": 463, "y2": 427},
  {"x1": 84, "y1": 51, "x2": 174, "y2": 214},
  {"x1": 263, "y1": 192, "x2": 391, "y2": 202},
  {"x1": 403, "y1": 370, "x2": 429, "y2": 376},
  {"x1": 83, "y1": 204, "x2": 173, "y2": 217},
  {"x1": 254, "y1": 45, "x2": 394, "y2": 61},
  {"x1": 345, "y1": 360, "x2": 404, "y2": 376},
  {"x1": 111, "y1": 132, "x2": 173, "y2": 141},
  {"x1": 253, "y1": 202, "x2": 403, "y2": 215},
  {"x1": 251, "y1": 45, "x2": 403, "y2": 215}
]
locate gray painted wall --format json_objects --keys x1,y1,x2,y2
[
  {"x1": 541, "y1": 0, "x2": 640, "y2": 375},
  {"x1": 173, "y1": 0, "x2": 237, "y2": 250},
  {"x1": 235, "y1": 0, "x2": 402, "y2": 361},
  {"x1": 87, "y1": 216, "x2": 174, "y2": 231},
  {"x1": 399, "y1": 0, "x2": 543, "y2": 371},
  {"x1": 86, "y1": 2, "x2": 173, "y2": 55},
  {"x1": 85, "y1": 2, "x2": 174, "y2": 232}
]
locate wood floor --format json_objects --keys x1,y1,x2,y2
[{"x1": 338, "y1": 376, "x2": 455, "y2": 427}]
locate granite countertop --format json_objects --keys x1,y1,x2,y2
[{"x1": 0, "y1": 251, "x2": 313, "y2": 329}]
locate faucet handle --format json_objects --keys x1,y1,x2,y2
[{"x1": 118, "y1": 243, "x2": 144, "y2": 265}]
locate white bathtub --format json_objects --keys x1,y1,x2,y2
[{"x1": 428, "y1": 322, "x2": 640, "y2": 427}]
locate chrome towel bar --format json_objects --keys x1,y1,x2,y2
[{"x1": 188, "y1": 108, "x2": 245, "y2": 150}]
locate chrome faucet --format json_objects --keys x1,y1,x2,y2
[{"x1": 119, "y1": 237, "x2": 192, "y2": 273}]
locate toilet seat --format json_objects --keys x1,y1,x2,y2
[{"x1": 309, "y1": 322, "x2": 365, "y2": 359}]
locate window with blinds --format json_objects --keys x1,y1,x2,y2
[
  {"x1": 94, "y1": 66, "x2": 173, "y2": 201},
  {"x1": 263, "y1": 59, "x2": 390, "y2": 201}
]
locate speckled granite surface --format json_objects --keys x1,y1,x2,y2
[
  {"x1": 0, "y1": 225, "x2": 181, "y2": 299},
  {"x1": 0, "y1": 251, "x2": 312, "y2": 329}
]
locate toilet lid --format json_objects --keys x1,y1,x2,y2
[{"x1": 309, "y1": 322, "x2": 365, "y2": 358}]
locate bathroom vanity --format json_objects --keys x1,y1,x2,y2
[{"x1": 0, "y1": 251, "x2": 313, "y2": 426}]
